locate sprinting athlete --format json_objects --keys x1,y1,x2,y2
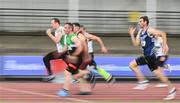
[
  {"x1": 128, "y1": 16, "x2": 176, "y2": 100},
  {"x1": 80, "y1": 25, "x2": 115, "y2": 83},
  {"x1": 154, "y1": 36, "x2": 171, "y2": 87},
  {"x1": 57, "y1": 23, "x2": 93, "y2": 97},
  {"x1": 43, "y1": 18, "x2": 66, "y2": 81}
]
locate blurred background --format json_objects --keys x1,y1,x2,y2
[
  {"x1": 0, "y1": 0, "x2": 180, "y2": 55},
  {"x1": 0, "y1": 0, "x2": 180, "y2": 78}
]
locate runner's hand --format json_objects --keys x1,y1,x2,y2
[{"x1": 128, "y1": 26, "x2": 136, "y2": 36}]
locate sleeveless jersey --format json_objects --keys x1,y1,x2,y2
[
  {"x1": 154, "y1": 37, "x2": 165, "y2": 56},
  {"x1": 139, "y1": 29, "x2": 155, "y2": 56},
  {"x1": 66, "y1": 33, "x2": 77, "y2": 54},
  {"x1": 54, "y1": 26, "x2": 65, "y2": 53},
  {"x1": 84, "y1": 32, "x2": 93, "y2": 53}
]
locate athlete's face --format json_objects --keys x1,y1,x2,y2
[
  {"x1": 73, "y1": 25, "x2": 80, "y2": 33},
  {"x1": 138, "y1": 18, "x2": 146, "y2": 28},
  {"x1": 64, "y1": 24, "x2": 72, "y2": 34},
  {"x1": 50, "y1": 20, "x2": 58, "y2": 29}
]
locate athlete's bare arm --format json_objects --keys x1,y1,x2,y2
[
  {"x1": 148, "y1": 27, "x2": 169, "y2": 54},
  {"x1": 46, "y1": 29, "x2": 63, "y2": 43},
  {"x1": 85, "y1": 33, "x2": 108, "y2": 53},
  {"x1": 128, "y1": 26, "x2": 140, "y2": 46},
  {"x1": 71, "y1": 36, "x2": 83, "y2": 56},
  {"x1": 77, "y1": 33, "x2": 89, "y2": 57}
]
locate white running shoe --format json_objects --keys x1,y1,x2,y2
[
  {"x1": 155, "y1": 83, "x2": 168, "y2": 88},
  {"x1": 133, "y1": 80, "x2": 149, "y2": 90},
  {"x1": 164, "y1": 87, "x2": 176, "y2": 100}
]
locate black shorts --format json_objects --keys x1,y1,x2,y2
[
  {"x1": 63, "y1": 54, "x2": 82, "y2": 75},
  {"x1": 157, "y1": 55, "x2": 168, "y2": 67},
  {"x1": 135, "y1": 55, "x2": 158, "y2": 71}
]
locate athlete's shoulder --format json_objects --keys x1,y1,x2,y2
[
  {"x1": 78, "y1": 33, "x2": 87, "y2": 41},
  {"x1": 147, "y1": 27, "x2": 158, "y2": 34},
  {"x1": 146, "y1": 27, "x2": 156, "y2": 37},
  {"x1": 71, "y1": 33, "x2": 77, "y2": 36},
  {"x1": 56, "y1": 26, "x2": 64, "y2": 33},
  {"x1": 138, "y1": 29, "x2": 143, "y2": 33},
  {"x1": 68, "y1": 33, "x2": 77, "y2": 39},
  {"x1": 59, "y1": 26, "x2": 64, "y2": 29}
]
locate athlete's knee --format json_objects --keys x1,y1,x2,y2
[
  {"x1": 129, "y1": 60, "x2": 137, "y2": 68},
  {"x1": 43, "y1": 56, "x2": 46, "y2": 62},
  {"x1": 79, "y1": 61, "x2": 89, "y2": 70},
  {"x1": 152, "y1": 67, "x2": 162, "y2": 75},
  {"x1": 43, "y1": 55, "x2": 48, "y2": 62},
  {"x1": 43, "y1": 53, "x2": 53, "y2": 62},
  {"x1": 129, "y1": 60, "x2": 137, "y2": 69}
]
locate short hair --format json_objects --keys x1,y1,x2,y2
[
  {"x1": 64, "y1": 22, "x2": 73, "y2": 29},
  {"x1": 73, "y1": 22, "x2": 81, "y2": 27},
  {"x1": 80, "y1": 25, "x2": 86, "y2": 30},
  {"x1": 140, "y1": 16, "x2": 149, "y2": 25},
  {"x1": 52, "y1": 18, "x2": 60, "y2": 24}
]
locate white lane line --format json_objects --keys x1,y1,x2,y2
[{"x1": 0, "y1": 87, "x2": 95, "y2": 103}]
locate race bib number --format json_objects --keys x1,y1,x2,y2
[{"x1": 141, "y1": 41, "x2": 146, "y2": 47}]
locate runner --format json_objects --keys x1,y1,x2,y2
[
  {"x1": 57, "y1": 22, "x2": 94, "y2": 97},
  {"x1": 128, "y1": 16, "x2": 176, "y2": 100},
  {"x1": 43, "y1": 18, "x2": 66, "y2": 81}
]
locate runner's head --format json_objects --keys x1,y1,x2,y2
[
  {"x1": 51, "y1": 18, "x2": 60, "y2": 29},
  {"x1": 64, "y1": 22, "x2": 73, "y2": 35},
  {"x1": 72, "y1": 22, "x2": 81, "y2": 34},
  {"x1": 139, "y1": 16, "x2": 149, "y2": 28}
]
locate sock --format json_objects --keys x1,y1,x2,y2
[{"x1": 96, "y1": 67, "x2": 111, "y2": 80}]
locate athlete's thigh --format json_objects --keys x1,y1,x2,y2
[
  {"x1": 135, "y1": 56, "x2": 147, "y2": 65},
  {"x1": 145, "y1": 55, "x2": 158, "y2": 71},
  {"x1": 157, "y1": 55, "x2": 168, "y2": 67}
]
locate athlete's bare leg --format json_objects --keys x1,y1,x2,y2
[{"x1": 129, "y1": 60, "x2": 147, "y2": 82}]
